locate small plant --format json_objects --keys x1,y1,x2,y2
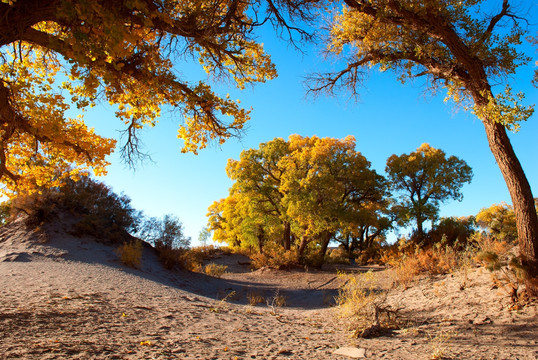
[
  {"x1": 204, "y1": 263, "x2": 228, "y2": 278},
  {"x1": 325, "y1": 247, "x2": 351, "y2": 265},
  {"x1": 267, "y1": 290, "x2": 286, "y2": 315},
  {"x1": 155, "y1": 245, "x2": 184, "y2": 270},
  {"x1": 116, "y1": 241, "x2": 143, "y2": 268},
  {"x1": 429, "y1": 330, "x2": 456, "y2": 360},
  {"x1": 336, "y1": 271, "x2": 400, "y2": 338},
  {"x1": 181, "y1": 245, "x2": 219, "y2": 272},
  {"x1": 246, "y1": 290, "x2": 265, "y2": 306},
  {"x1": 477, "y1": 251, "x2": 527, "y2": 305},
  {"x1": 210, "y1": 290, "x2": 236, "y2": 313}
]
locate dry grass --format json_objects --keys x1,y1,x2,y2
[
  {"x1": 246, "y1": 290, "x2": 265, "y2": 306},
  {"x1": 204, "y1": 263, "x2": 228, "y2": 278},
  {"x1": 116, "y1": 241, "x2": 143, "y2": 269},
  {"x1": 336, "y1": 271, "x2": 400, "y2": 338}
]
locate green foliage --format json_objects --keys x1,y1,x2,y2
[
  {"x1": 9, "y1": 177, "x2": 139, "y2": 244},
  {"x1": 386, "y1": 144, "x2": 473, "y2": 242},
  {"x1": 208, "y1": 135, "x2": 390, "y2": 266},
  {"x1": 138, "y1": 214, "x2": 191, "y2": 250}
]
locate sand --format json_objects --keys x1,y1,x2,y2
[{"x1": 0, "y1": 216, "x2": 537, "y2": 359}]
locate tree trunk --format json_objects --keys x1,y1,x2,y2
[
  {"x1": 298, "y1": 235, "x2": 308, "y2": 257},
  {"x1": 415, "y1": 213, "x2": 425, "y2": 244},
  {"x1": 483, "y1": 119, "x2": 538, "y2": 296},
  {"x1": 257, "y1": 226, "x2": 265, "y2": 255},
  {"x1": 282, "y1": 221, "x2": 291, "y2": 250},
  {"x1": 319, "y1": 231, "x2": 333, "y2": 259}
]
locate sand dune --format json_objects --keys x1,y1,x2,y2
[{"x1": 0, "y1": 217, "x2": 537, "y2": 359}]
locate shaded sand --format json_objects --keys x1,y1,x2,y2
[{"x1": 0, "y1": 217, "x2": 537, "y2": 359}]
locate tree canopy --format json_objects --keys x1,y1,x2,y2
[
  {"x1": 386, "y1": 143, "x2": 473, "y2": 242},
  {"x1": 208, "y1": 135, "x2": 389, "y2": 264},
  {"x1": 0, "y1": 0, "x2": 319, "y2": 194},
  {"x1": 311, "y1": 0, "x2": 538, "y2": 295}
]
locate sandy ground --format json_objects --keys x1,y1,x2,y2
[{"x1": 0, "y1": 217, "x2": 537, "y2": 359}]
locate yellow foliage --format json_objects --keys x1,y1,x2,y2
[
  {"x1": 204, "y1": 263, "x2": 228, "y2": 278},
  {"x1": 1, "y1": 0, "x2": 279, "y2": 193},
  {"x1": 116, "y1": 241, "x2": 143, "y2": 269}
]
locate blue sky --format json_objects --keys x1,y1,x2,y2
[{"x1": 85, "y1": 11, "x2": 538, "y2": 245}]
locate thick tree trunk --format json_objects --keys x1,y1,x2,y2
[
  {"x1": 483, "y1": 120, "x2": 538, "y2": 296},
  {"x1": 319, "y1": 231, "x2": 333, "y2": 259}
]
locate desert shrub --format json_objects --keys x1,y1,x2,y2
[
  {"x1": 181, "y1": 245, "x2": 219, "y2": 272},
  {"x1": 475, "y1": 202, "x2": 518, "y2": 243},
  {"x1": 473, "y1": 232, "x2": 531, "y2": 305},
  {"x1": 8, "y1": 177, "x2": 140, "y2": 243},
  {"x1": 336, "y1": 271, "x2": 400, "y2": 338},
  {"x1": 383, "y1": 236, "x2": 477, "y2": 288},
  {"x1": 153, "y1": 246, "x2": 185, "y2": 270},
  {"x1": 204, "y1": 263, "x2": 228, "y2": 278},
  {"x1": 325, "y1": 247, "x2": 351, "y2": 265},
  {"x1": 392, "y1": 255, "x2": 421, "y2": 288},
  {"x1": 247, "y1": 290, "x2": 265, "y2": 305},
  {"x1": 250, "y1": 243, "x2": 299, "y2": 269},
  {"x1": 135, "y1": 214, "x2": 193, "y2": 270},
  {"x1": 116, "y1": 241, "x2": 143, "y2": 268},
  {"x1": 427, "y1": 216, "x2": 476, "y2": 248}
]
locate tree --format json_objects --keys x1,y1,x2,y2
[
  {"x1": 476, "y1": 202, "x2": 519, "y2": 243},
  {"x1": 280, "y1": 135, "x2": 388, "y2": 260},
  {"x1": 139, "y1": 214, "x2": 191, "y2": 250},
  {"x1": 198, "y1": 226, "x2": 211, "y2": 247},
  {"x1": 208, "y1": 135, "x2": 389, "y2": 265},
  {"x1": 0, "y1": 0, "x2": 321, "y2": 194},
  {"x1": 311, "y1": 0, "x2": 538, "y2": 295},
  {"x1": 386, "y1": 143, "x2": 472, "y2": 243}
]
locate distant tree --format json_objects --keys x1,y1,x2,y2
[
  {"x1": 309, "y1": 0, "x2": 538, "y2": 296},
  {"x1": 386, "y1": 144, "x2": 472, "y2": 243},
  {"x1": 428, "y1": 216, "x2": 476, "y2": 248},
  {"x1": 280, "y1": 135, "x2": 388, "y2": 260},
  {"x1": 139, "y1": 214, "x2": 190, "y2": 250},
  {"x1": 198, "y1": 226, "x2": 211, "y2": 247},
  {"x1": 476, "y1": 203, "x2": 518, "y2": 243}
]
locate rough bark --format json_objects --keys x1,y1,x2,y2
[{"x1": 482, "y1": 119, "x2": 538, "y2": 296}]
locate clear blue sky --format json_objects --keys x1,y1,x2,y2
[{"x1": 84, "y1": 10, "x2": 538, "y2": 245}]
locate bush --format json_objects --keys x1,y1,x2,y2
[
  {"x1": 181, "y1": 245, "x2": 219, "y2": 272},
  {"x1": 326, "y1": 247, "x2": 351, "y2": 265},
  {"x1": 116, "y1": 241, "x2": 143, "y2": 268},
  {"x1": 9, "y1": 177, "x2": 140, "y2": 244},
  {"x1": 204, "y1": 263, "x2": 228, "y2": 278},
  {"x1": 427, "y1": 216, "x2": 476, "y2": 248},
  {"x1": 336, "y1": 271, "x2": 399, "y2": 338},
  {"x1": 250, "y1": 243, "x2": 299, "y2": 269}
]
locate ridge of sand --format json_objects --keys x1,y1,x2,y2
[{"x1": 0, "y1": 217, "x2": 537, "y2": 359}]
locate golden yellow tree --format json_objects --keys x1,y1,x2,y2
[
  {"x1": 310, "y1": 0, "x2": 538, "y2": 295},
  {"x1": 0, "y1": 0, "x2": 319, "y2": 194}
]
